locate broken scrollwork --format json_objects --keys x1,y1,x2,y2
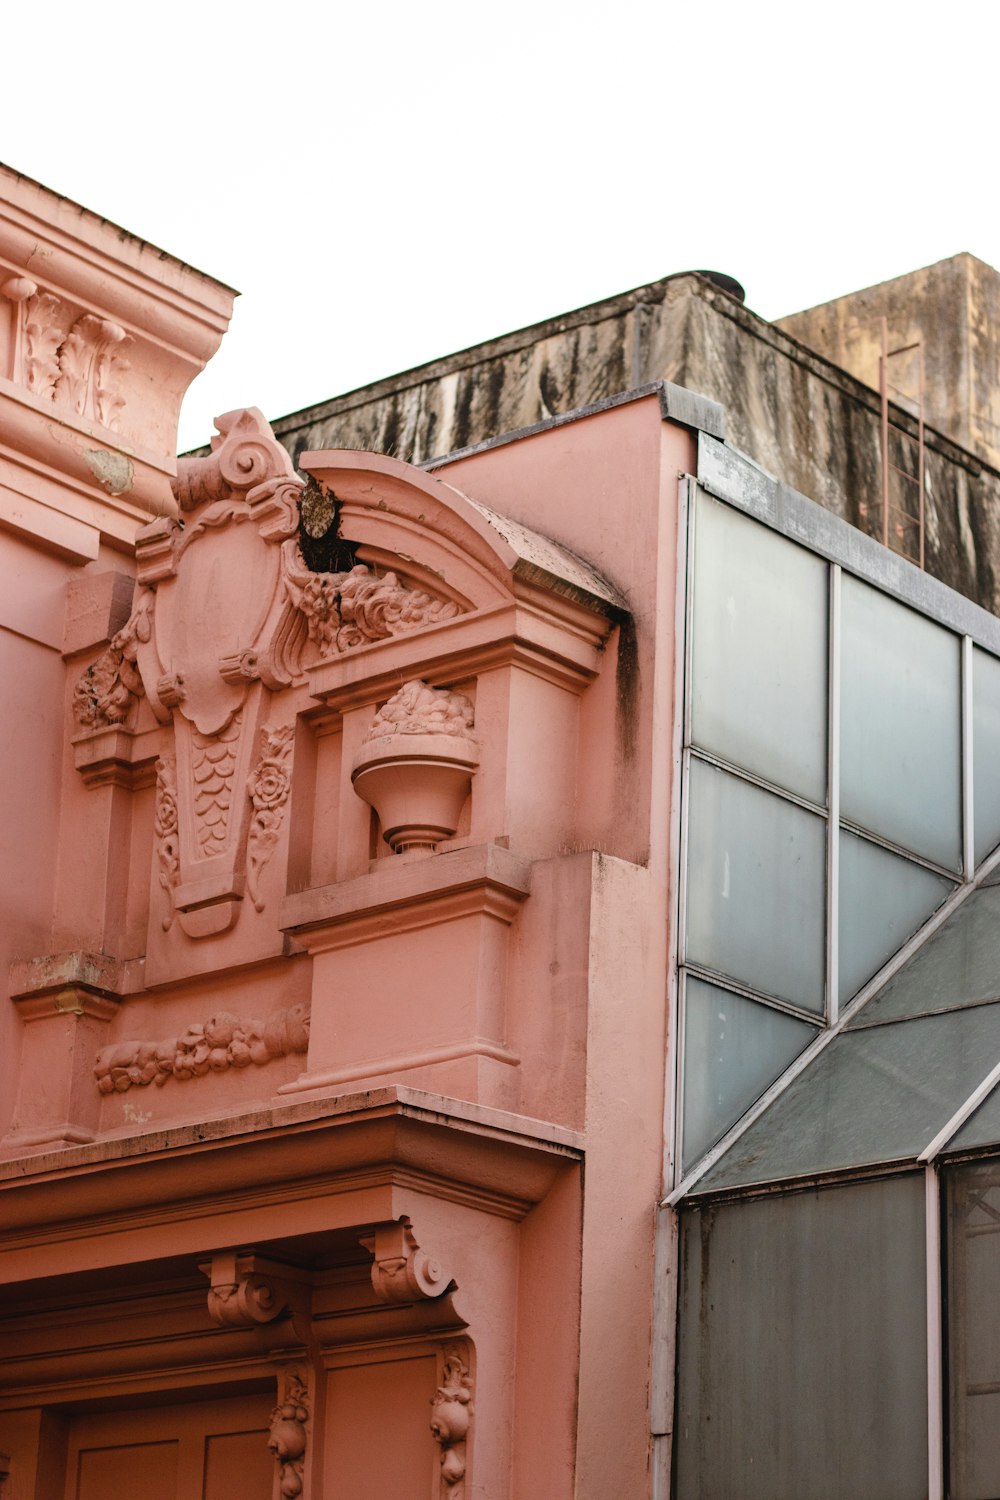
[{"x1": 72, "y1": 590, "x2": 152, "y2": 732}]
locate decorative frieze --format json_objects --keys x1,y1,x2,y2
[
  {"x1": 1, "y1": 279, "x2": 131, "y2": 428},
  {"x1": 93, "y1": 1001, "x2": 310, "y2": 1093}
]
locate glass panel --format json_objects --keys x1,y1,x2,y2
[
  {"x1": 676, "y1": 1177, "x2": 927, "y2": 1500},
  {"x1": 691, "y1": 493, "x2": 828, "y2": 802},
  {"x1": 947, "y1": 1160, "x2": 1000, "y2": 1499},
  {"x1": 682, "y1": 976, "x2": 818, "y2": 1171},
  {"x1": 840, "y1": 573, "x2": 962, "y2": 870},
  {"x1": 838, "y1": 830, "x2": 955, "y2": 1005},
  {"x1": 695, "y1": 1001, "x2": 1000, "y2": 1192},
  {"x1": 974, "y1": 646, "x2": 1000, "y2": 868},
  {"x1": 686, "y1": 758, "x2": 826, "y2": 1012},
  {"x1": 855, "y1": 886, "x2": 1000, "y2": 1026},
  {"x1": 949, "y1": 1078, "x2": 1000, "y2": 1152}
]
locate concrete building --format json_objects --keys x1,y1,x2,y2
[{"x1": 4, "y1": 164, "x2": 1000, "y2": 1500}]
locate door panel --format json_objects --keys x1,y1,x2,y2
[{"x1": 65, "y1": 1392, "x2": 272, "y2": 1500}]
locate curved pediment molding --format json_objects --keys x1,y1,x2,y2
[{"x1": 300, "y1": 449, "x2": 626, "y2": 619}]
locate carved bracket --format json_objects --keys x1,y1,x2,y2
[
  {"x1": 430, "y1": 1342, "x2": 474, "y2": 1495},
  {"x1": 360, "y1": 1219, "x2": 454, "y2": 1304},
  {"x1": 201, "y1": 1250, "x2": 309, "y2": 1330}
]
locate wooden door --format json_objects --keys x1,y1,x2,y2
[{"x1": 64, "y1": 1391, "x2": 273, "y2": 1500}]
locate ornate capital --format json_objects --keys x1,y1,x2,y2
[{"x1": 360, "y1": 1219, "x2": 453, "y2": 1304}]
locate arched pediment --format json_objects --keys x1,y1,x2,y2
[{"x1": 300, "y1": 448, "x2": 626, "y2": 620}]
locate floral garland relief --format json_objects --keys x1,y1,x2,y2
[{"x1": 94, "y1": 1002, "x2": 310, "y2": 1094}]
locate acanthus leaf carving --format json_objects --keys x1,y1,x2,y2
[
  {"x1": 93, "y1": 1000, "x2": 310, "y2": 1093},
  {"x1": 430, "y1": 1343, "x2": 473, "y2": 1496},
  {"x1": 6, "y1": 284, "x2": 131, "y2": 428},
  {"x1": 280, "y1": 540, "x2": 460, "y2": 660},
  {"x1": 361, "y1": 1219, "x2": 453, "y2": 1304},
  {"x1": 55, "y1": 314, "x2": 130, "y2": 423},
  {"x1": 22, "y1": 290, "x2": 65, "y2": 398},
  {"x1": 246, "y1": 723, "x2": 295, "y2": 912}
]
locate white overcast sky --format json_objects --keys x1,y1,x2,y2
[{"x1": 3, "y1": 0, "x2": 998, "y2": 452}]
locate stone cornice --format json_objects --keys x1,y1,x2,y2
[{"x1": 0, "y1": 1088, "x2": 582, "y2": 1282}]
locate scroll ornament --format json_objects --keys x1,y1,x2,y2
[{"x1": 94, "y1": 1002, "x2": 310, "y2": 1093}]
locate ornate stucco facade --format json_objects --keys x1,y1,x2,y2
[{"x1": 7, "y1": 168, "x2": 1000, "y2": 1500}]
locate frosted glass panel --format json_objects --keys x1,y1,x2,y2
[
  {"x1": 682, "y1": 977, "x2": 818, "y2": 1170},
  {"x1": 947, "y1": 1162, "x2": 1000, "y2": 1498},
  {"x1": 691, "y1": 494, "x2": 827, "y2": 802},
  {"x1": 696, "y1": 1001, "x2": 1000, "y2": 1191},
  {"x1": 950, "y1": 1079, "x2": 1000, "y2": 1152},
  {"x1": 974, "y1": 647, "x2": 1000, "y2": 867},
  {"x1": 841, "y1": 574, "x2": 961, "y2": 869},
  {"x1": 676, "y1": 1178, "x2": 927, "y2": 1500},
  {"x1": 856, "y1": 885, "x2": 1000, "y2": 1025},
  {"x1": 686, "y1": 759, "x2": 826, "y2": 1011},
  {"x1": 839, "y1": 831, "x2": 954, "y2": 1004}
]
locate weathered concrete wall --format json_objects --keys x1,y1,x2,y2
[
  {"x1": 269, "y1": 271, "x2": 1000, "y2": 619},
  {"x1": 777, "y1": 253, "x2": 1000, "y2": 472}
]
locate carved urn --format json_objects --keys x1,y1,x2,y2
[{"x1": 351, "y1": 681, "x2": 479, "y2": 854}]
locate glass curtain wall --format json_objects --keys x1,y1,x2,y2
[
  {"x1": 673, "y1": 465, "x2": 1000, "y2": 1500},
  {"x1": 677, "y1": 487, "x2": 1000, "y2": 1180}
]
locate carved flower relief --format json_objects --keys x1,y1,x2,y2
[
  {"x1": 249, "y1": 759, "x2": 291, "y2": 811},
  {"x1": 365, "y1": 681, "x2": 476, "y2": 741}
]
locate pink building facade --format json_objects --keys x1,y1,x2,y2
[
  {"x1": 8, "y1": 172, "x2": 1000, "y2": 1500},
  {"x1": 0, "y1": 170, "x2": 699, "y2": 1499}
]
